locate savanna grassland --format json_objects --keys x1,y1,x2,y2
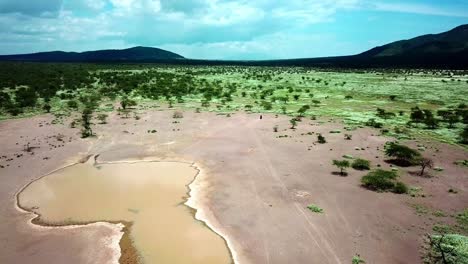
[
  {"x1": 0, "y1": 62, "x2": 467, "y2": 264},
  {"x1": 1, "y1": 63, "x2": 467, "y2": 145}
]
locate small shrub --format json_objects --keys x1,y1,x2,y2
[
  {"x1": 352, "y1": 255, "x2": 365, "y2": 264},
  {"x1": 352, "y1": 158, "x2": 370, "y2": 170},
  {"x1": 173, "y1": 111, "x2": 183, "y2": 118},
  {"x1": 393, "y1": 181, "x2": 408, "y2": 194},
  {"x1": 344, "y1": 134, "x2": 352, "y2": 140},
  {"x1": 317, "y1": 134, "x2": 326, "y2": 144},
  {"x1": 273, "y1": 125, "x2": 278, "y2": 132},
  {"x1": 97, "y1": 113, "x2": 108, "y2": 124},
  {"x1": 361, "y1": 169, "x2": 400, "y2": 192},
  {"x1": 307, "y1": 204, "x2": 324, "y2": 213}
]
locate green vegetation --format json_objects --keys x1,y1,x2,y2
[
  {"x1": 456, "y1": 209, "x2": 468, "y2": 233},
  {"x1": 307, "y1": 204, "x2": 324, "y2": 213},
  {"x1": 0, "y1": 63, "x2": 467, "y2": 145},
  {"x1": 361, "y1": 169, "x2": 407, "y2": 194},
  {"x1": 424, "y1": 234, "x2": 468, "y2": 264},
  {"x1": 385, "y1": 143, "x2": 421, "y2": 166},
  {"x1": 352, "y1": 158, "x2": 371, "y2": 170},
  {"x1": 352, "y1": 255, "x2": 366, "y2": 264},
  {"x1": 332, "y1": 159, "x2": 350, "y2": 176}
]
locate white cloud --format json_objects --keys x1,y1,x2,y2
[{"x1": 371, "y1": 2, "x2": 468, "y2": 18}]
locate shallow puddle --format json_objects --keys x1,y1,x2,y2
[{"x1": 18, "y1": 160, "x2": 232, "y2": 264}]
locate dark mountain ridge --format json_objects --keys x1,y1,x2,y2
[
  {"x1": 0, "y1": 46, "x2": 184, "y2": 62},
  {"x1": 0, "y1": 24, "x2": 467, "y2": 68}
]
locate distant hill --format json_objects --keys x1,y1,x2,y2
[
  {"x1": 0, "y1": 25, "x2": 467, "y2": 68},
  {"x1": 359, "y1": 24, "x2": 468, "y2": 57},
  {"x1": 0, "y1": 46, "x2": 184, "y2": 62}
]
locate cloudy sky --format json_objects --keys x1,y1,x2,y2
[{"x1": 0, "y1": 0, "x2": 467, "y2": 59}]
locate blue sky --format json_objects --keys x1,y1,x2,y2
[{"x1": 0, "y1": 0, "x2": 467, "y2": 59}]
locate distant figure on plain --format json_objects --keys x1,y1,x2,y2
[{"x1": 260, "y1": 115, "x2": 263, "y2": 120}]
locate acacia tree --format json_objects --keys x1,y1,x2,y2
[
  {"x1": 385, "y1": 143, "x2": 421, "y2": 166},
  {"x1": 333, "y1": 160, "x2": 350, "y2": 176},
  {"x1": 419, "y1": 157, "x2": 434, "y2": 176}
]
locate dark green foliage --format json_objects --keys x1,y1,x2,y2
[
  {"x1": 376, "y1": 108, "x2": 396, "y2": 119},
  {"x1": 261, "y1": 101, "x2": 273, "y2": 110},
  {"x1": 15, "y1": 87, "x2": 38, "y2": 108},
  {"x1": 361, "y1": 169, "x2": 405, "y2": 193},
  {"x1": 460, "y1": 126, "x2": 468, "y2": 144},
  {"x1": 352, "y1": 158, "x2": 371, "y2": 170},
  {"x1": 365, "y1": 118, "x2": 383, "y2": 128},
  {"x1": 67, "y1": 100, "x2": 79, "y2": 109},
  {"x1": 317, "y1": 134, "x2": 326, "y2": 144},
  {"x1": 43, "y1": 103, "x2": 51, "y2": 113},
  {"x1": 410, "y1": 107, "x2": 426, "y2": 123},
  {"x1": 437, "y1": 110, "x2": 460, "y2": 128},
  {"x1": 385, "y1": 142, "x2": 421, "y2": 166},
  {"x1": 80, "y1": 107, "x2": 93, "y2": 138},
  {"x1": 297, "y1": 105, "x2": 310, "y2": 117}
]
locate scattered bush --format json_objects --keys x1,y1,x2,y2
[
  {"x1": 361, "y1": 169, "x2": 406, "y2": 193},
  {"x1": 317, "y1": 134, "x2": 326, "y2": 143},
  {"x1": 352, "y1": 158, "x2": 371, "y2": 170},
  {"x1": 393, "y1": 181, "x2": 408, "y2": 194}
]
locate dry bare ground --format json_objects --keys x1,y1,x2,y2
[{"x1": 0, "y1": 110, "x2": 466, "y2": 264}]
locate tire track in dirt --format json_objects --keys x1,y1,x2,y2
[{"x1": 246, "y1": 118, "x2": 342, "y2": 263}]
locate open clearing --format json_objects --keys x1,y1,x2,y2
[{"x1": 0, "y1": 108, "x2": 467, "y2": 263}]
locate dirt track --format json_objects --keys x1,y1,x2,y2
[{"x1": 0, "y1": 110, "x2": 467, "y2": 264}]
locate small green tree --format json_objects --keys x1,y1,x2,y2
[{"x1": 333, "y1": 160, "x2": 350, "y2": 176}]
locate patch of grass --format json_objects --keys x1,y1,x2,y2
[
  {"x1": 456, "y1": 209, "x2": 468, "y2": 232},
  {"x1": 352, "y1": 255, "x2": 365, "y2": 264},
  {"x1": 411, "y1": 204, "x2": 430, "y2": 215}
]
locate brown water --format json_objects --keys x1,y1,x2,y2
[{"x1": 18, "y1": 161, "x2": 232, "y2": 264}]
